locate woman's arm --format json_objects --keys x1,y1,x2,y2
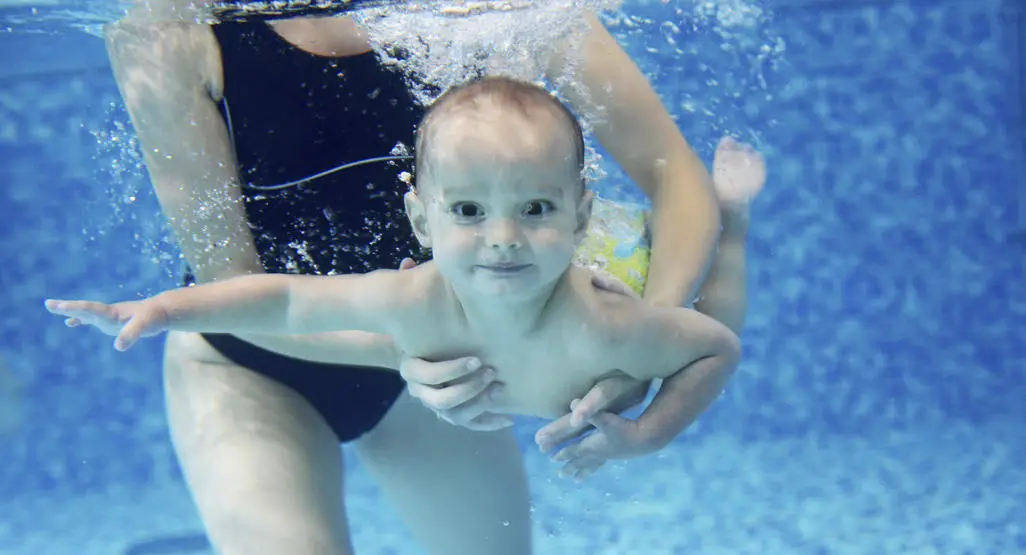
[
  {"x1": 613, "y1": 306, "x2": 741, "y2": 447},
  {"x1": 548, "y1": 12, "x2": 721, "y2": 308},
  {"x1": 106, "y1": 20, "x2": 401, "y2": 368},
  {"x1": 106, "y1": 20, "x2": 262, "y2": 284},
  {"x1": 540, "y1": 306, "x2": 739, "y2": 480},
  {"x1": 533, "y1": 13, "x2": 723, "y2": 455}
]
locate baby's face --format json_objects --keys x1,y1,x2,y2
[{"x1": 412, "y1": 111, "x2": 588, "y2": 300}]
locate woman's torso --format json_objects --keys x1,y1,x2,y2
[{"x1": 210, "y1": 19, "x2": 426, "y2": 276}]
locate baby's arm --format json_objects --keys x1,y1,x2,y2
[
  {"x1": 46, "y1": 269, "x2": 421, "y2": 350},
  {"x1": 610, "y1": 306, "x2": 741, "y2": 450}
]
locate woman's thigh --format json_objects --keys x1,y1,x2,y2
[
  {"x1": 162, "y1": 331, "x2": 353, "y2": 555},
  {"x1": 355, "y1": 391, "x2": 532, "y2": 555}
]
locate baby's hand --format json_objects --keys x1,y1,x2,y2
[
  {"x1": 44, "y1": 298, "x2": 169, "y2": 351},
  {"x1": 550, "y1": 404, "x2": 658, "y2": 481}
]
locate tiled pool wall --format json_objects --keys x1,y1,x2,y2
[{"x1": 0, "y1": 0, "x2": 1022, "y2": 497}]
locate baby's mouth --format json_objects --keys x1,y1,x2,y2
[{"x1": 476, "y1": 263, "x2": 532, "y2": 274}]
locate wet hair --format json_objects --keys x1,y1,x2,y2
[{"x1": 413, "y1": 76, "x2": 586, "y2": 189}]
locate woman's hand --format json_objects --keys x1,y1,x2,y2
[
  {"x1": 399, "y1": 354, "x2": 513, "y2": 431},
  {"x1": 550, "y1": 409, "x2": 658, "y2": 481},
  {"x1": 534, "y1": 374, "x2": 649, "y2": 454},
  {"x1": 397, "y1": 257, "x2": 512, "y2": 430},
  {"x1": 537, "y1": 270, "x2": 651, "y2": 477}
]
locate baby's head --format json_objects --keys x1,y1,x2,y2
[{"x1": 406, "y1": 76, "x2": 592, "y2": 299}]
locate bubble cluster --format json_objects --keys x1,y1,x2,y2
[
  {"x1": 355, "y1": 1, "x2": 621, "y2": 105},
  {"x1": 90, "y1": 103, "x2": 181, "y2": 279}
]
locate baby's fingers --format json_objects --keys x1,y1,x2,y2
[
  {"x1": 559, "y1": 455, "x2": 604, "y2": 481},
  {"x1": 114, "y1": 327, "x2": 138, "y2": 352},
  {"x1": 552, "y1": 442, "x2": 579, "y2": 463},
  {"x1": 45, "y1": 299, "x2": 113, "y2": 321},
  {"x1": 113, "y1": 315, "x2": 158, "y2": 351},
  {"x1": 46, "y1": 299, "x2": 79, "y2": 315},
  {"x1": 570, "y1": 462, "x2": 603, "y2": 482},
  {"x1": 551, "y1": 440, "x2": 607, "y2": 480}
]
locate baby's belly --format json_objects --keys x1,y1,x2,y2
[
  {"x1": 491, "y1": 368, "x2": 625, "y2": 420},
  {"x1": 493, "y1": 394, "x2": 581, "y2": 420},
  {"x1": 402, "y1": 341, "x2": 624, "y2": 420}
]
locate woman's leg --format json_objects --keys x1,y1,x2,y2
[
  {"x1": 163, "y1": 331, "x2": 353, "y2": 555},
  {"x1": 355, "y1": 391, "x2": 533, "y2": 555}
]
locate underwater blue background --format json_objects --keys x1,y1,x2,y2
[{"x1": 0, "y1": 0, "x2": 1022, "y2": 553}]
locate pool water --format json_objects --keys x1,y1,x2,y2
[{"x1": 0, "y1": 0, "x2": 1023, "y2": 553}]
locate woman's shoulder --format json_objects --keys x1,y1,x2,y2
[
  {"x1": 104, "y1": 14, "x2": 222, "y2": 98},
  {"x1": 116, "y1": 0, "x2": 221, "y2": 26}
]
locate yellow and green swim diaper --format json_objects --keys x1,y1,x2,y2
[{"x1": 573, "y1": 196, "x2": 651, "y2": 297}]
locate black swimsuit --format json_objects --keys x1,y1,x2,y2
[{"x1": 193, "y1": 21, "x2": 425, "y2": 442}]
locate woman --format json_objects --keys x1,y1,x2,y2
[{"x1": 104, "y1": 6, "x2": 720, "y2": 555}]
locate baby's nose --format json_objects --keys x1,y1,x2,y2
[{"x1": 486, "y1": 219, "x2": 523, "y2": 250}]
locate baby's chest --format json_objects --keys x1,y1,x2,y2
[
  {"x1": 479, "y1": 340, "x2": 621, "y2": 419},
  {"x1": 397, "y1": 306, "x2": 625, "y2": 419}
]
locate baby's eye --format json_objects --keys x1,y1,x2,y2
[
  {"x1": 522, "y1": 200, "x2": 555, "y2": 217},
  {"x1": 450, "y1": 202, "x2": 484, "y2": 219}
]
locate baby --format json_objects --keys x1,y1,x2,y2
[{"x1": 46, "y1": 77, "x2": 764, "y2": 473}]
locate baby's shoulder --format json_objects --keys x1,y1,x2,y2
[
  {"x1": 563, "y1": 268, "x2": 651, "y2": 342},
  {"x1": 388, "y1": 262, "x2": 451, "y2": 310}
]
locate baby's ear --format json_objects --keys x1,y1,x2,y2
[
  {"x1": 574, "y1": 189, "x2": 594, "y2": 244},
  {"x1": 404, "y1": 190, "x2": 432, "y2": 248}
]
